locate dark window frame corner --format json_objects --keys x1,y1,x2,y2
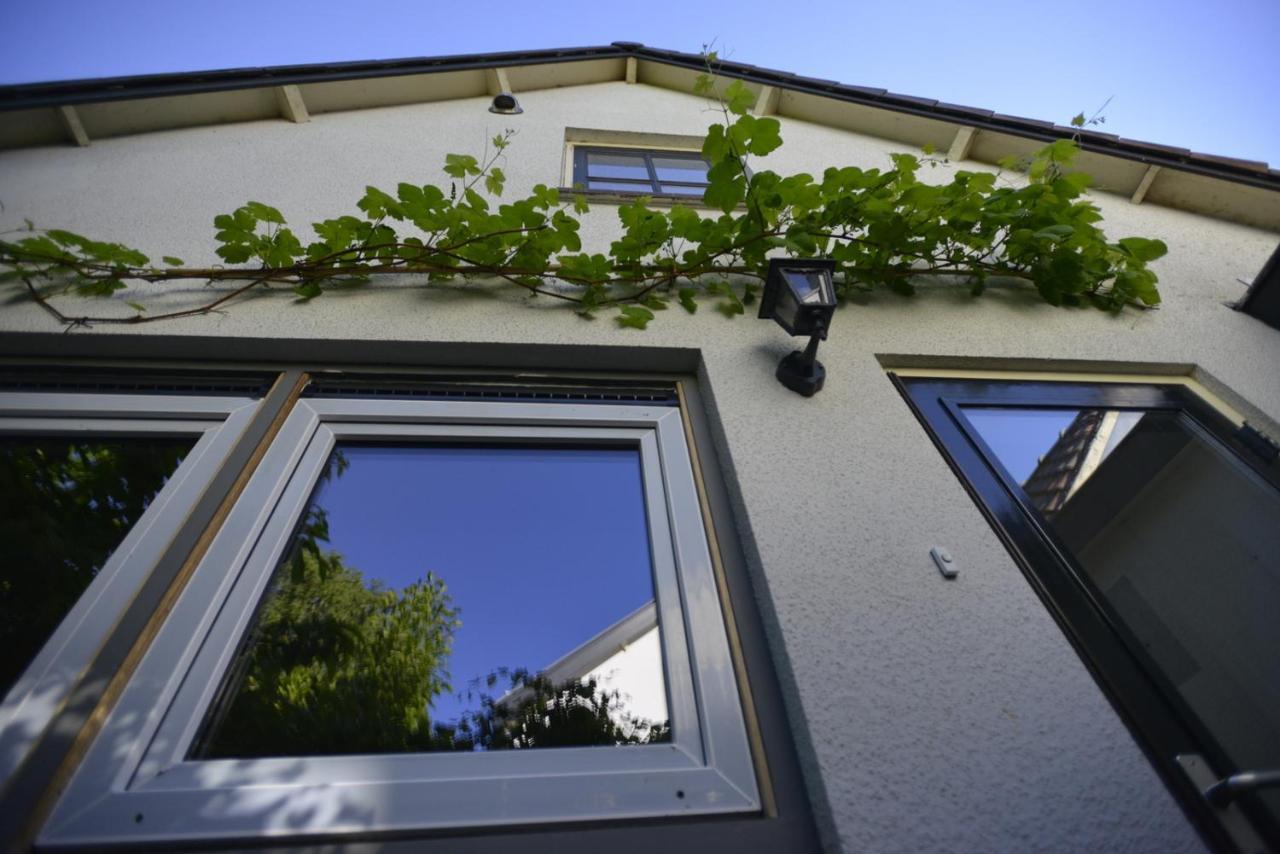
[{"x1": 891, "y1": 373, "x2": 1280, "y2": 853}]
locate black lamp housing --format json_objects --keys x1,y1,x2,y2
[
  {"x1": 489, "y1": 93, "x2": 523, "y2": 115},
  {"x1": 758, "y1": 257, "x2": 838, "y2": 339},
  {"x1": 758, "y1": 258, "x2": 838, "y2": 397}
]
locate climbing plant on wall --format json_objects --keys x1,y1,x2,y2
[{"x1": 0, "y1": 65, "x2": 1167, "y2": 330}]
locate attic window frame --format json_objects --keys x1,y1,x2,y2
[{"x1": 39, "y1": 394, "x2": 761, "y2": 847}]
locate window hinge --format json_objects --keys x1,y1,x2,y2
[{"x1": 1235, "y1": 423, "x2": 1280, "y2": 463}]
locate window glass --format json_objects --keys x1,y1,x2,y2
[
  {"x1": 585, "y1": 151, "x2": 649, "y2": 181},
  {"x1": 0, "y1": 436, "x2": 194, "y2": 696},
  {"x1": 585, "y1": 179, "x2": 656, "y2": 193},
  {"x1": 195, "y1": 443, "x2": 670, "y2": 758},
  {"x1": 577, "y1": 148, "x2": 713, "y2": 195},
  {"x1": 658, "y1": 184, "x2": 706, "y2": 196},
  {"x1": 964, "y1": 405, "x2": 1280, "y2": 816},
  {"x1": 651, "y1": 155, "x2": 708, "y2": 183},
  {"x1": 781, "y1": 269, "x2": 831, "y2": 305}
]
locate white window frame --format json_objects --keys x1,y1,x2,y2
[
  {"x1": 0, "y1": 391, "x2": 259, "y2": 787},
  {"x1": 40, "y1": 397, "x2": 759, "y2": 847}
]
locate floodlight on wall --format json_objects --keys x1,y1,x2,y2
[
  {"x1": 758, "y1": 257, "x2": 838, "y2": 397},
  {"x1": 489, "y1": 93, "x2": 523, "y2": 115}
]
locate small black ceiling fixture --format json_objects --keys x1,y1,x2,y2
[
  {"x1": 488, "y1": 92, "x2": 522, "y2": 115},
  {"x1": 758, "y1": 257, "x2": 838, "y2": 397}
]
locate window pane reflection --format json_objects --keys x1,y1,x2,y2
[
  {"x1": 0, "y1": 436, "x2": 194, "y2": 696},
  {"x1": 651, "y1": 155, "x2": 708, "y2": 183},
  {"x1": 196, "y1": 444, "x2": 670, "y2": 758},
  {"x1": 586, "y1": 179, "x2": 654, "y2": 193},
  {"x1": 964, "y1": 406, "x2": 1280, "y2": 813},
  {"x1": 659, "y1": 184, "x2": 706, "y2": 196},
  {"x1": 585, "y1": 152, "x2": 649, "y2": 181}
]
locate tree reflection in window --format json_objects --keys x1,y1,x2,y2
[
  {"x1": 196, "y1": 445, "x2": 671, "y2": 758},
  {"x1": 0, "y1": 437, "x2": 193, "y2": 697}
]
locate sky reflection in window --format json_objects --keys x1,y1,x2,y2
[{"x1": 197, "y1": 444, "x2": 671, "y2": 757}]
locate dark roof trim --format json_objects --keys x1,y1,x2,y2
[
  {"x1": 641, "y1": 44, "x2": 1280, "y2": 192},
  {"x1": 1237, "y1": 242, "x2": 1280, "y2": 331},
  {"x1": 2, "y1": 41, "x2": 1276, "y2": 192},
  {"x1": 0, "y1": 44, "x2": 630, "y2": 110}
]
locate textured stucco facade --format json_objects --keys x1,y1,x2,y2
[{"x1": 2, "y1": 77, "x2": 1279, "y2": 852}]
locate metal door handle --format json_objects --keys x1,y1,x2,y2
[{"x1": 1204, "y1": 769, "x2": 1280, "y2": 807}]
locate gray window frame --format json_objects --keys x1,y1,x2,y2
[
  {"x1": 0, "y1": 391, "x2": 260, "y2": 789},
  {"x1": 41, "y1": 396, "x2": 760, "y2": 847},
  {"x1": 573, "y1": 146, "x2": 712, "y2": 196}
]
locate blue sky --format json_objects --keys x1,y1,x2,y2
[
  {"x1": 1, "y1": 0, "x2": 1277, "y2": 165},
  {"x1": 963, "y1": 408, "x2": 1080, "y2": 484},
  {"x1": 309, "y1": 444, "x2": 657, "y2": 725}
]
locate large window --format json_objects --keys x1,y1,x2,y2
[
  {"x1": 40, "y1": 388, "x2": 761, "y2": 846},
  {"x1": 572, "y1": 146, "x2": 712, "y2": 197},
  {"x1": 896, "y1": 375, "x2": 1280, "y2": 852},
  {"x1": 0, "y1": 386, "x2": 261, "y2": 787}
]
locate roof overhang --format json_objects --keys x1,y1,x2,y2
[{"x1": 1, "y1": 42, "x2": 1278, "y2": 230}]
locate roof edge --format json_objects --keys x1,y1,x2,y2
[
  {"x1": 634, "y1": 44, "x2": 1280, "y2": 192},
  {"x1": 0, "y1": 44, "x2": 631, "y2": 109},
  {"x1": 1, "y1": 41, "x2": 1276, "y2": 193}
]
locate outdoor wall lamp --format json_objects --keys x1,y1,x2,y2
[
  {"x1": 757, "y1": 257, "x2": 838, "y2": 397},
  {"x1": 489, "y1": 93, "x2": 523, "y2": 114}
]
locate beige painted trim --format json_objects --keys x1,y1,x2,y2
[
  {"x1": 754, "y1": 85, "x2": 780, "y2": 117},
  {"x1": 886, "y1": 365, "x2": 1245, "y2": 425},
  {"x1": 947, "y1": 125, "x2": 976, "y2": 162},
  {"x1": 485, "y1": 66, "x2": 512, "y2": 96},
  {"x1": 274, "y1": 85, "x2": 310, "y2": 124},
  {"x1": 1130, "y1": 164, "x2": 1162, "y2": 204},
  {"x1": 625, "y1": 56, "x2": 637, "y2": 84},
  {"x1": 56, "y1": 106, "x2": 90, "y2": 147}
]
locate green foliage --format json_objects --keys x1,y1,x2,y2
[
  {"x1": 617, "y1": 305, "x2": 654, "y2": 329},
  {"x1": 444, "y1": 671, "x2": 670, "y2": 750},
  {"x1": 0, "y1": 72, "x2": 1168, "y2": 330},
  {"x1": 213, "y1": 202, "x2": 304, "y2": 266},
  {"x1": 199, "y1": 542, "x2": 460, "y2": 757},
  {"x1": 0, "y1": 438, "x2": 190, "y2": 695}
]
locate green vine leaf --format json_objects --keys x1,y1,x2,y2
[
  {"x1": 616, "y1": 305, "x2": 654, "y2": 329},
  {"x1": 484, "y1": 167, "x2": 506, "y2": 197},
  {"x1": 722, "y1": 80, "x2": 757, "y2": 116},
  {"x1": 293, "y1": 282, "x2": 323, "y2": 301},
  {"x1": 443, "y1": 153, "x2": 481, "y2": 179}
]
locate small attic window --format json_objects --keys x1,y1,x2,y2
[{"x1": 573, "y1": 146, "x2": 710, "y2": 197}]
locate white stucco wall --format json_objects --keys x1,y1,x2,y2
[{"x1": 3, "y1": 79, "x2": 1279, "y2": 852}]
